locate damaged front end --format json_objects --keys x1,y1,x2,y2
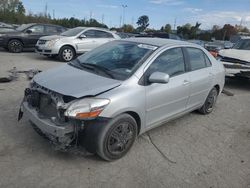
[
  {"x1": 19, "y1": 81, "x2": 110, "y2": 151},
  {"x1": 218, "y1": 56, "x2": 250, "y2": 78}
]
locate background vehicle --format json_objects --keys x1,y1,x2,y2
[
  {"x1": 35, "y1": 27, "x2": 121, "y2": 62},
  {"x1": 0, "y1": 22, "x2": 14, "y2": 29},
  {"x1": 218, "y1": 37, "x2": 250, "y2": 78},
  {"x1": 20, "y1": 38, "x2": 225, "y2": 161},
  {"x1": 204, "y1": 41, "x2": 224, "y2": 57},
  {"x1": 187, "y1": 40, "x2": 205, "y2": 47},
  {"x1": 135, "y1": 32, "x2": 181, "y2": 40},
  {"x1": 0, "y1": 23, "x2": 66, "y2": 53}
]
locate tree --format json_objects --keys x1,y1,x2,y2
[
  {"x1": 121, "y1": 24, "x2": 134, "y2": 33},
  {"x1": 177, "y1": 23, "x2": 191, "y2": 39},
  {"x1": 177, "y1": 22, "x2": 201, "y2": 39},
  {"x1": 221, "y1": 24, "x2": 237, "y2": 40},
  {"x1": 161, "y1": 24, "x2": 171, "y2": 33},
  {"x1": 190, "y1": 22, "x2": 201, "y2": 38},
  {"x1": 212, "y1": 25, "x2": 220, "y2": 31},
  {"x1": 136, "y1": 15, "x2": 149, "y2": 32},
  {"x1": 16, "y1": 1, "x2": 25, "y2": 15}
]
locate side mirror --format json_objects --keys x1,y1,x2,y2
[
  {"x1": 79, "y1": 34, "x2": 86, "y2": 39},
  {"x1": 148, "y1": 72, "x2": 170, "y2": 84},
  {"x1": 26, "y1": 29, "x2": 32, "y2": 34}
]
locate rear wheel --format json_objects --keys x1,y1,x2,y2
[
  {"x1": 8, "y1": 39, "x2": 23, "y2": 53},
  {"x1": 199, "y1": 87, "x2": 218, "y2": 114},
  {"x1": 59, "y1": 46, "x2": 75, "y2": 62}
]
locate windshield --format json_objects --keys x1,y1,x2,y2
[
  {"x1": 16, "y1": 24, "x2": 33, "y2": 31},
  {"x1": 70, "y1": 41, "x2": 157, "y2": 80},
  {"x1": 233, "y1": 39, "x2": 250, "y2": 50},
  {"x1": 60, "y1": 27, "x2": 84, "y2": 36}
]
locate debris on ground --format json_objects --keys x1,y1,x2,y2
[
  {"x1": 222, "y1": 89, "x2": 234, "y2": 96},
  {"x1": 9, "y1": 67, "x2": 42, "y2": 80},
  {"x1": 0, "y1": 67, "x2": 41, "y2": 83},
  {"x1": 146, "y1": 133, "x2": 177, "y2": 164}
]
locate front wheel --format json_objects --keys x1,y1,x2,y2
[
  {"x1": 198, "y1": 87, "x2": 218, "y2": 114},
  {"x1": 84, "y1": 114, "x2": 138, "y2": 161},
  {"x1": 59, "y1": 46, "x2": 75, "y2": 62}
]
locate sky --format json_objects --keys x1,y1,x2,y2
[{"x1": 21, "y1": 0, "x2": 250, "y2": 30}]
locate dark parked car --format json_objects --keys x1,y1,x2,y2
[
  {"x1": 136, "y1": 32, "x2": 181, "y2": 40},
  {"x1": 0, "y1": 23, "x2": 66, "y2": 53}
]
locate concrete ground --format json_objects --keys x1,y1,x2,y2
[{"x1": 0, "y1": 48, "x2": 249, "y2": 188}]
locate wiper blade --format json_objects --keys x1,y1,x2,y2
[
  {"x1": 81, "y1": 63, "x2": 114, "y2": 78},
  {"x1": 68, "y1": 59, "x2": 84, "y2": 69},
  {"x1": 69, "y1": 60, "x2": 114, "y2": 79}
]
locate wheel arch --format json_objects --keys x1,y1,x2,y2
[
  {"x1": 214, "y1": 84, "x2": 220, "y2": 93},
  {"x1": 123, "y1": 111, "x2": 141, "y2": 135},
  {"x1": 8, "y1": 38, "x2": 24, "y2": 45},
  {"x1": 59, "y1": 44, "x2": 76, "y2": 54}
]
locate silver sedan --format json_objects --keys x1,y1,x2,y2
[
  {"x1": 35, "y1": 27, "x2": 120, "y2": 61},
  {"x1": 20, "y1": 38, "x2": 225, "y2": 161}
]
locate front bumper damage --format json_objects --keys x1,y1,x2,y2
[
  {"x1": 19, "y1": 82, "x2": 85, "y2": 150},
  {"x1": 22, "y1": 101, "x2": 75, "y2": 148},
  {"x1": 220, "y1": 61, "x2": 250, "y2": 79}
]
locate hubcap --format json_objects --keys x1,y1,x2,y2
[
  {"x1": 62, "y1": 49, "x2": 73, "y2": 61},
  {"x1": 107, "y1": 122, "x2": 134, "y2": 155},
  {"x1": 10, "y1": 41, "x2": 22, "y2": 52}
]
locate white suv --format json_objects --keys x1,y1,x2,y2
[{"x1": 35, "y1": 27, "x2": 120, "y2": 61}]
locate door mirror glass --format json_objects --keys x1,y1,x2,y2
[
  {"x1": 148, "y1": 72, "x2": 170, "y2": 84},
  {"x1": 79, "y1": 34, "x2": 86, "y2": 39},
  {"x1": 26, "y1": 29, "x2": 32, "y2": 34}
]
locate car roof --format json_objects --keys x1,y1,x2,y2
[
  {"x1": 122, "y1": 37, "x2": 194, "y2": 47},
  {"x1": 22, "y1": 23, "x2": 64, "y2": 27},
  {"x1": 240, "y1": 36, "x2": 250, "y2": 40}
]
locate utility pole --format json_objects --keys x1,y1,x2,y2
[
  {"x1": 90, "y1": 11, "x2": 93, "y2": 20},
  {"x1": 101, "y1": 14, "x2": 104, "y2": 24},
  {"x1": 122, "y1": 4, "x2": 128, "y2": 26},
  {"x1": 131, "y1": 17, "x2": 134, "y2": 27},
  {"x1": 173, "y1": 17, "x2": 177, "y2": 31},
  {"x1": 53, "y1": 9, "x2": 55, "y2": 19},
  {"x1": 44, "y1": 2, "x2": 48, "y2": 18},
  {"x1": 119, "y1": 15, "x2": 122, "y2": 28}
]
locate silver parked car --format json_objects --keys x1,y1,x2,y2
[
  {"x1": 19, "y1": 38, "x2": 225, "y2": 161},
  {"x1": 35, "y1": 27, "x2": 120, "y2": 61}
]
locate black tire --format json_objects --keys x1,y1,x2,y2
[
  {"x1": 198, "y1": 87, "x2": 218, "y2": 114},
  {"x1": 59, "y1": 46, "x2": 75, "y2": 62},
  {"x1": 83, "y1": 114, "x2": 137, "y2": 161},
  {"x1": 44, "y1": 54, "x2": 57, "y2": 59},
  {"x1": 8, "y1": 39, "x2": 23, "y2": 53}
]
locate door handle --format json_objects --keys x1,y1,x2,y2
[{"x1": 183, "y1": 80, "x2": 190, "y2": 85}]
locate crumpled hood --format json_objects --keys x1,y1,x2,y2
[
  {"x1": 219, "y1": 49, "x2": 250, "y2": 62},
  {"x1": 39, "y1": 35, "x2": 66, "y2": 41},
  {"x1": 33, "y1": 64, "x2": 122, "y2": 98}
]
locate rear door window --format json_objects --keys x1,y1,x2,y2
[
  {"x1": 45, "y1": 26, "x2": 59, "y2": 34},
  {"x1": 94, "y1": 30, "x2": 114, "y2": 38},
  {"x1": 28, "y1": 25, "x2": 44, "y2": 33},
  {"x1": 186, "y1": 48, "x2": 207, "y2": 71},
  {"x1": 84, "y1": 30, "x2": 96, "y2": 38}
]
